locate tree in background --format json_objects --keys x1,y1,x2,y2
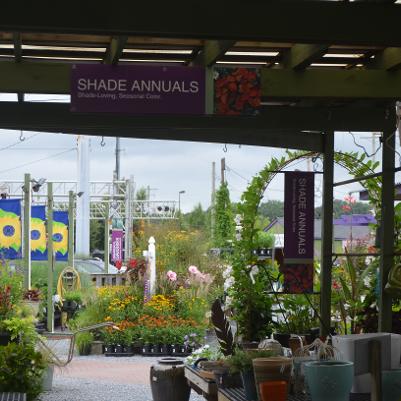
[
  {"x1": 214, "y1": 182, "x2": 234, "y2": 248},
  {"x1": 135, "y1": 187, "x2": 148, "y2": 201},
  {"x1": 315, "y1": 199, "x2": 371, "y2": 219},
  {"x1": 90, "y1": 219, "x2": 104, "y2": 252},
  {"x1": 183, "y1": 203, "x2": 208, "y2": 231},
  {"x1": 258, "y1": 200, "x2": 284, "y2": 222}
]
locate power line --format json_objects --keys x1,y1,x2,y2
[
  {"x1": 225, "y1": 164, "x2": 249, "y2": 183},
  {"x1": 0, "y1": 148, "x2": 76, "y2": 174},
  {"x1": 0, "y1": 133, "x2": 40, "y2": 152}
]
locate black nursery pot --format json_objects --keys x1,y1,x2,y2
[
  {"x1": 115, "y1": 344, "x2": 123, "y2": 353},
  {"x1": 160, "y1": 344, "x2": 170, "y2": 355},
  {"x1": 123, "y1": 345, "x2": 133, "y2": 354},
  {"x1": 273, "y1": 333, "x2": 291, "y2": 348},
  {"x1": 0, "y1": 332, "x2": 12, "y2": 346},
  {"x1": 104, "y1": 344, "x2": 115, "y2": 354}
]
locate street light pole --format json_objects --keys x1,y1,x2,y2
[{"x1": 178, "y1": 190, "x2": 185, "y2": 215}]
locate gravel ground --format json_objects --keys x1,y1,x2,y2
[
  {"x1": 38, "y1": 376, "x2": 204, "y2": 401},
  {"x1": 38, "y1": 355, "x2": 205, "y2": 401}
]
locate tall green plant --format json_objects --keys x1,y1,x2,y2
[{"x1": 214, "y1": 182, "x2": 234, "y2": 248}]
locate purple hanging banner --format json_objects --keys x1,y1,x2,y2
[
  {"x1": 111, "y1": 229, "x2": 124, "y2": 262},
  {"x1": 71, "y1": 64, "x2": 205, "y2": 115},
  {"x1": 284, "y1": 172, "x2": 314, "y2": 264}
]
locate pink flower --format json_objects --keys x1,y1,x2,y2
[
  {"x1": 188, "y1": 265, "x2": 199, "y2": 274},
  {"x1": 167, "y1": 270, "x2": 177, "y2": 281}
]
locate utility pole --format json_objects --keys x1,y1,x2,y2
[
  {"x1": 211, "y1": 162, "x2": 216, "y2": 241},
  {"x1": 221, "y1": 157, "x2": 226, "y2": 185},
  {"x1": 47, "y1": 182, "x2": 54, "y2": 333},
  {"x1": 23, "y1": 173, "x2": 31, "y2": 290}
]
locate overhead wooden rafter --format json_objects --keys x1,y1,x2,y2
[{"x1": 0, "y1": 1, "x2": 401, "y2": 46}]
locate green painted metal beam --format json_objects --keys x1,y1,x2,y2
[
  {"x1": 282, "y1": 44, "x2": 329, "y2": 70},
  {"x1": 0, "y1": 62, "x2": 70, "y2": 94},
  {"x1": 68, "y1": 191, "x2": 74, "y2": 267},
  {"x1": 378, "y1": 128, "x2": 395, "y2": 332},
  {"x1": 1, "y1": 62, "x2": 401, "y2": 100},
  {"x1": 371, "y1": 47, "x2": 401, "y2": 71},
  {"x1": 23, "y1": 173, "x2": 31, "y2": 290},
  {"x1": 104, "y1": 36, "x2": 127, "y2": 65},
  {"x1": 47, "y1": 182, "x2": 54, "y2": 333},
  {"x1": 320, "y1": 130, "x2": 334, "y2": 337},
  {"x1": 261, "y1": 68, "x2": 401, "y2": 99},
  {"x1": 192, "y1": 40, "x2": 235, "y2": 67},
  {"x1": 1, "y1": 2, "x2": 401, "y2": 46}
]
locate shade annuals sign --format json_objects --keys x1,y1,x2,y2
[{"x1": 71, "y1": 64, "x2": 205, "y2": 115}]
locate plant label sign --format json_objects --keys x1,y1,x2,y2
[
  {"x1": 71, "y1": 64, "x2": 205, "y2": 115},
  {"x1": 111, "y1": 229, "x2": 124, "y2": 262},
  {"x1": 283, "y1": 172, "x2": 314, "y2": 294}
]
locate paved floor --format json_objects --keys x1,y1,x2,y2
[{"x1": 39, "y1": 355, "x2": 204, "y2": 401}]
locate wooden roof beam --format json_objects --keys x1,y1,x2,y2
[
  {"x1": 103, "y1": 36, "x2": 127, "y2": 65},
  {"x1": 2, "y1": 2, "x2": 401, "y2": 47},
  {"x1": 282, "y1": 44, "x2": 329, "y2": 70},
  {"x1": 191, "y1": 40, "x2": 235, "y2": 66}
]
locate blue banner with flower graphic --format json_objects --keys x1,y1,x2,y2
[
  {"x1": 31, "y1": 205, "x2": 47, "y2": 261},
  {"x1": 0, "y1": 199, "x2": 22, "y2": 259},
  {"x1": 53, "y1": 211, "x2": 68, "y2": 261}
]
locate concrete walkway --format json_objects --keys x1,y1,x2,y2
[{"x1": 39, "y1": 355, "x2": 204, "y2": 401}]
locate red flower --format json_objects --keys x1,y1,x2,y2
[{"x1": 115, "y1": 260, "x2": 123, "y2": 270}]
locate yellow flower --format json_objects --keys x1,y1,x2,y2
[
  {"x1": 0, "y1": 215, "x2": 21, "y2": 250},
  {"x1": 31, "y1": 217, "x2": 46, "y2": 253},
  {"x1": 52, "y1": 221, "x2": 68, "y2": 255}
]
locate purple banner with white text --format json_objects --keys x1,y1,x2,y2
[
  {"x1": 71, "y1": 64, "x2": 205, "y2": 115},
  {"x1": 284, "y1": 172, "x2": 314, "y2": 264},
  {"x1": 111, "y1": 229, "x2": 124, "y2": 262}
]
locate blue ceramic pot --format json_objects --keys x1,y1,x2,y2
[
  {"x1": 305, "y1": 360, "x2": 354, "y2": 401},
  {"x1": 382, "y1": 369, "x2": 401, "y2": 401}
]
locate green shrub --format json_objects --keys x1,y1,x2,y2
[
  {"x1": 76, "y1": 332, "x2": 94, "y2": 355},
  {"x1": 0, "y1": 342, "x2": 46, "y2": 400}
]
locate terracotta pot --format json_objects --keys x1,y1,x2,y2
[{"x1": 252, "y1": 357, "x2": 292, "y2": 400}]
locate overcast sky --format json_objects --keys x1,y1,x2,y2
[{"x1": 0, "y1": 123, "x2": 398, "y2": 213}]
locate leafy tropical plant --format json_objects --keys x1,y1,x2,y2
[
  {"x1": 214, "y1": 182, "x2": 235, "y2": 248},
  {"x1": 0, "y1": 342, "x2": 46, "y2": 401}
]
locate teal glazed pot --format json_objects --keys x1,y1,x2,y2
[
  {"x1": 305, "y1": 360, "x2": 354, "y2": 401},
  {"x1": 382, "y1": 369, "x2": 401, "y2": 401}
]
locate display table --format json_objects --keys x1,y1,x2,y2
[
  {"x1": 184, "y1": 365, "x2": 218, "y2": 401},
  {"x1": 218, "y1": 388, "x2": 371, "y2": 401}
]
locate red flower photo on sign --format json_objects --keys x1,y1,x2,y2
[
  {"x1": 214, "y1": 68, "x2": 261, "y2": 116},
  {"x1": 280, "y1": 263, "x2": 314, "y2": 294}
]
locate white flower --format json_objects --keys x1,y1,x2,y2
[
  {"x1": 234, "y1": 214, "x2": 242, "y2": 225},
  {"x1": 222, "y1": 265, "x2": 233, "y2": 279},
  {"x1": 235, "y1": 233, "x2": 242, "y2": 241},
  {"x1": 235, "y1": 225, "x2": 243, "y2": 232},
  {"x1": 224, "y1": 276, "x2": 235, "y2": 291}
]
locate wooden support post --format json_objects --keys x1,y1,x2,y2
[
  {"x1": 369, "y1": 340, "x2": 382, "y2": 401},
  {"x1": 104, "y1": 200, "x2": 110, "y2": 274},
  {"x1": 23, "y1": 173, "x2": 31, "y2": 290},
  {"x1": 68, "y1": 190, "x2": 74, "y2": 266},
  {"x1": 47, "y1": 182, "x2": 54, "y2": 333},
  {"x1": 379, "y1": 128, "x2": 395, "y2": 332},
  {"x1": 320, "y1": 130, "x2": 334, "y2": 336}
]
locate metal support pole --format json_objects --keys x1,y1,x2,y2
[
  {"x1": 124, "y1": 179, "x2": 131, "y2": 260},
  {"x1": 211, "y1": 161, "x2": 216, "y2": 241},
  {"x1": 23, "y1": 173, "x2": 31, "y2": 290},
  {"x1": 68, "y1": 190, "x2": 75, "y2": 266},
  {"x1": 320, "y1": 130, "x2": 334, "y2": 336},
  {"x1": 379, "y1": 128, "x2": 395, "y2": 332},
  {"x1": 104, "y1": 200, "x2": 110, "y2": 274},
  {"x1": 47, "y1": 182, "x2": 54, "y2": 333}
]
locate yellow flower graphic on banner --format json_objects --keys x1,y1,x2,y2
[
  {"x1": 0, "y1": 214, "x2": 21, "y2": 251},
  {"x1": 53, "y1": 221, "x2": 68, "y2": 255},
  {"x1": 31, "y1": 217, "x2": 46, "y2": 253}
]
